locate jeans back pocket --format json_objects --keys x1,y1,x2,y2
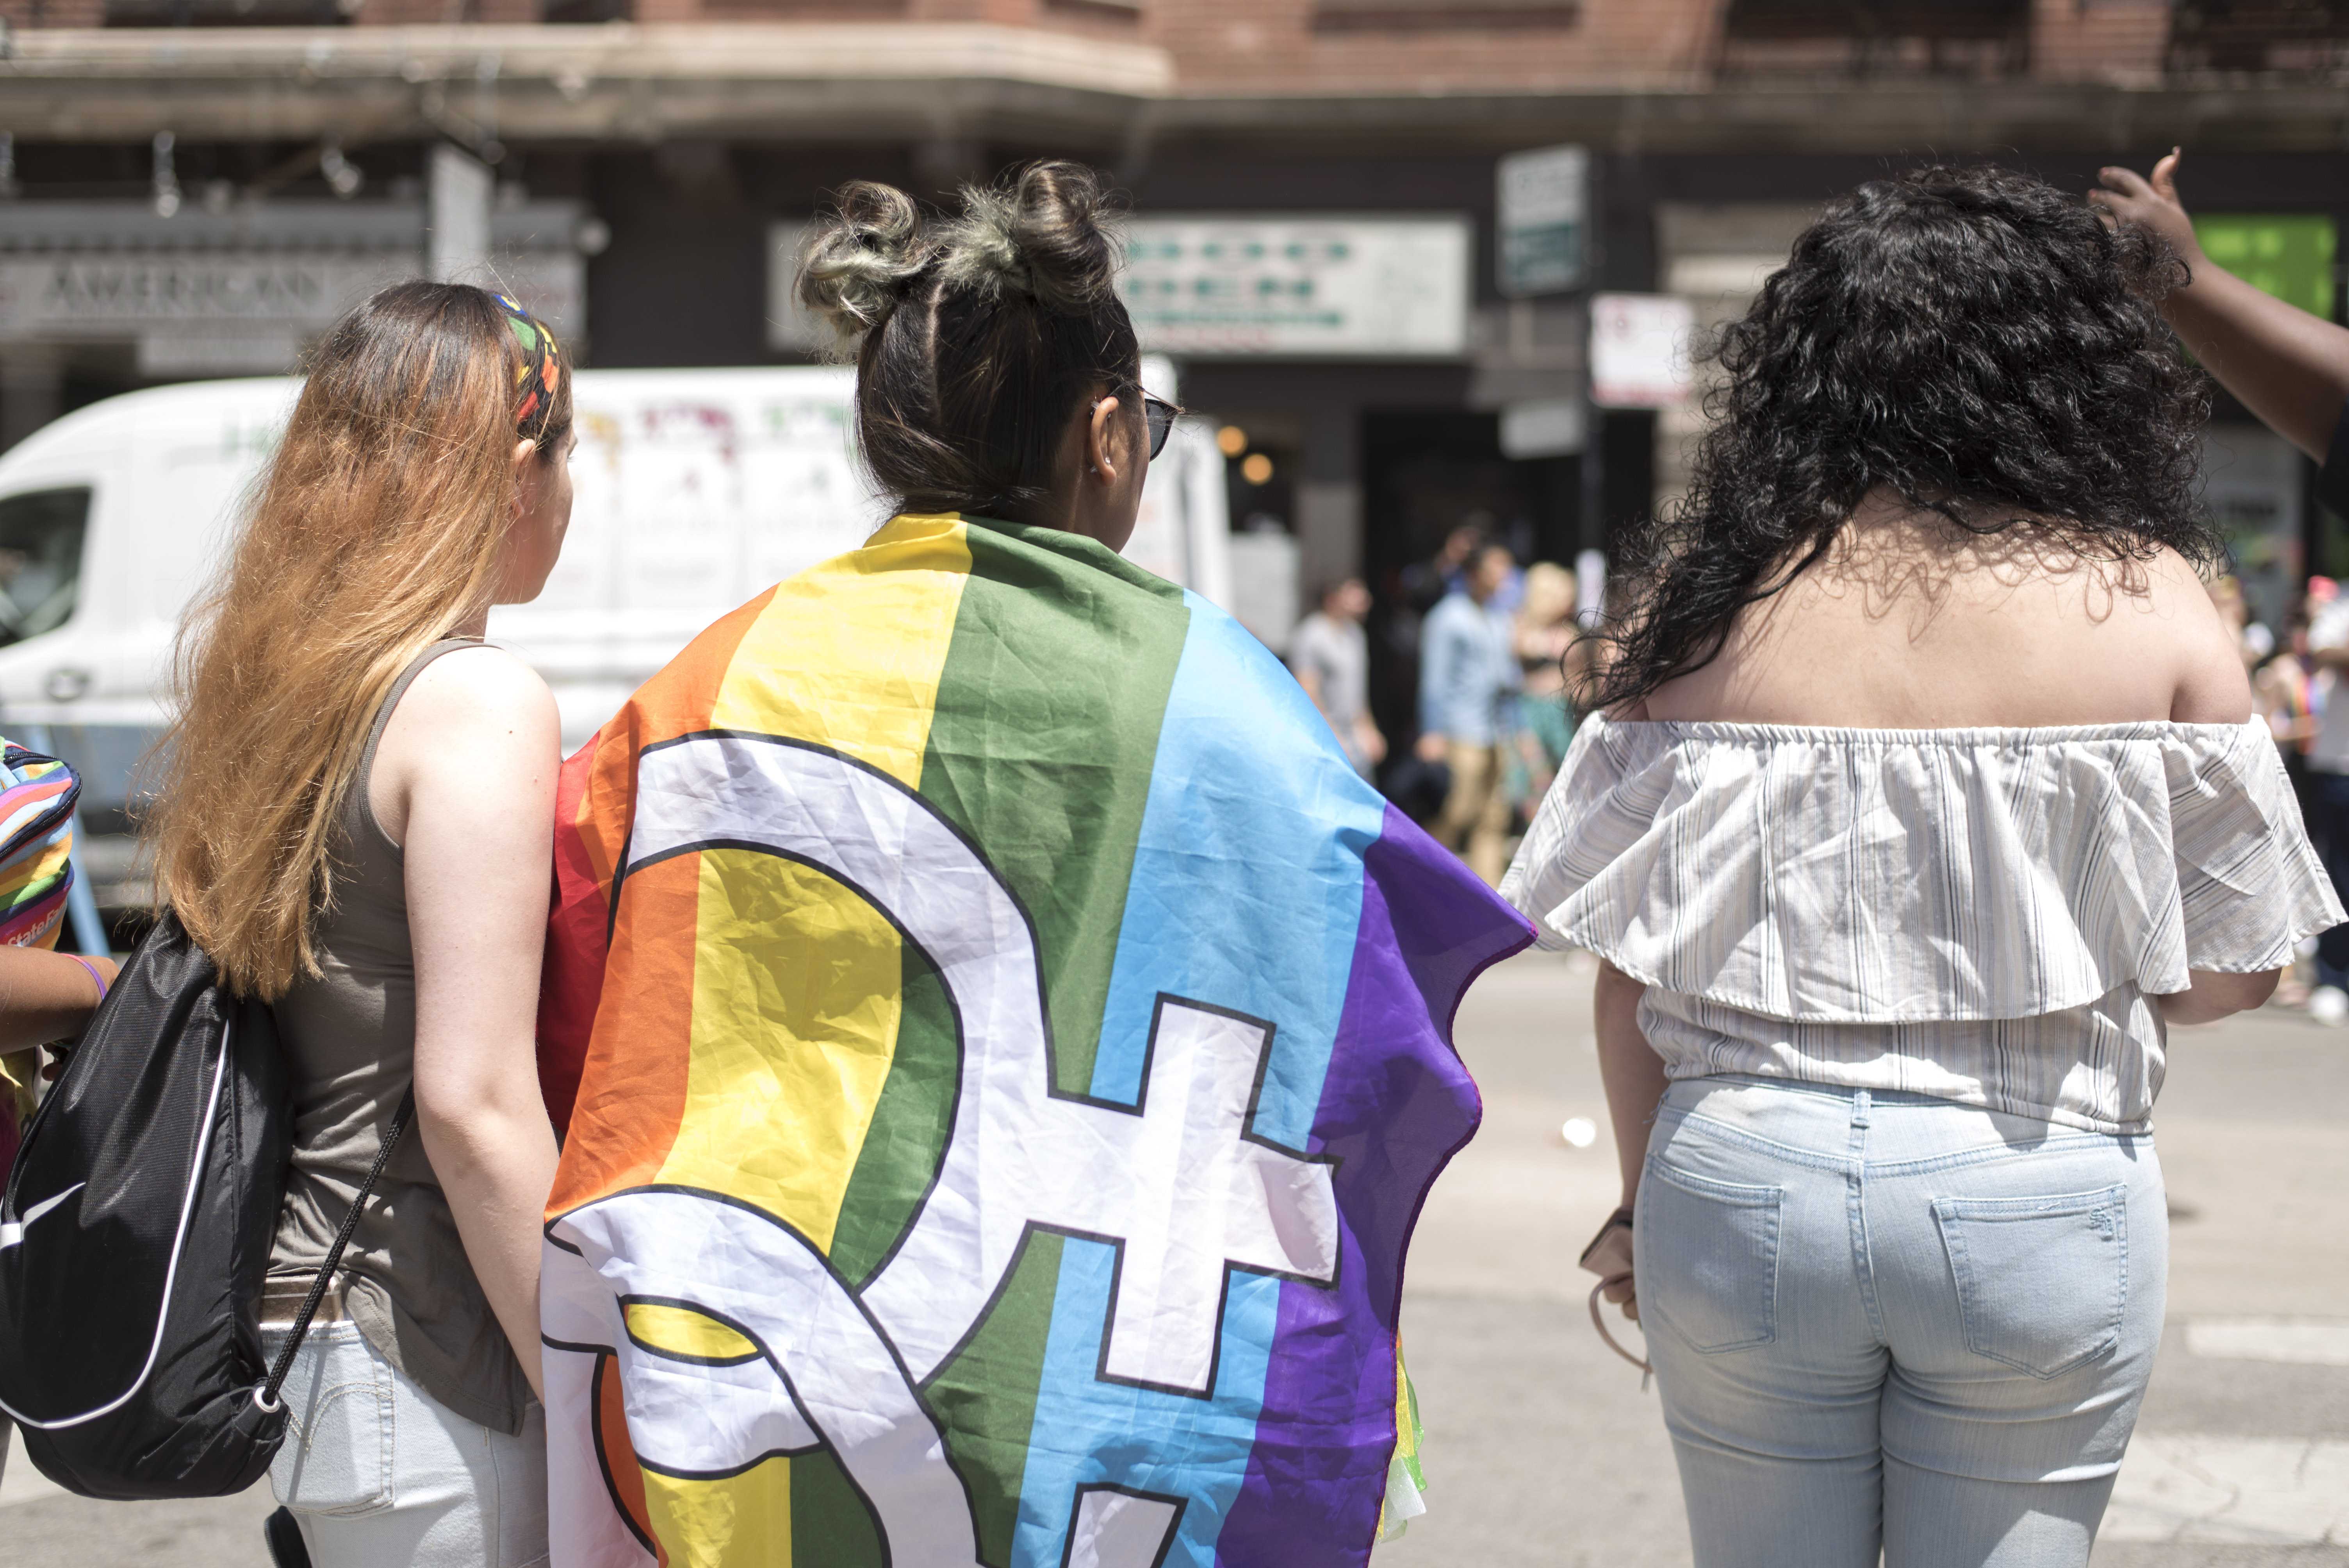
[
  {"x1": 1933, "y1": 1185, "x2": 2128, "y2": 1380},
  {"x1": 1638, "y1": 1157, "x2": 1784, "y2": 1354},
  {"x1": 264, "y1": 1325, "x2": 396, "y2": 1517}
]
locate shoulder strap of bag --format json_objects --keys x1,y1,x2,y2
[{"x1": 255, "y1": 1086, "x2": 413, "y2": 1412}]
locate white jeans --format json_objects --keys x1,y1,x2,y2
[{"x1": 263, "y1": 1322, "x2": 548, "y2": 1568}]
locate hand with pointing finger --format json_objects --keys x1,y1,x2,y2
[
  {"x1": 2088, "y1": 144, "x2": 2349, "y2": 463},
  {"x1": 2091, "y1": 148, "x2": 2204, "y2": 271}
]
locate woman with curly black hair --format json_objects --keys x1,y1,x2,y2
[{"x1": 1502, "y1": 165, "x2": 2341, "y2": 1566}]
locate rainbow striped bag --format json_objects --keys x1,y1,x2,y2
[{"x1": 0, "y1": 741, "x2": 80, "y2": 1178}]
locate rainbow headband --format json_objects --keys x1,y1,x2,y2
[{"x1": 494, "y1": 293, "x2": 563, "y2": 439}]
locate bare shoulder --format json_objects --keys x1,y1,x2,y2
[
  {"x1": 2125, "y1": 546, "x2": 2235, "y2": 648},
  {"x1": 390, "y1": 644, "x2": 559, "y2": 748},
  {"x1": 401, "y1": 643, "x2": 554, "y2": 717},
  {"x1": 2134, "y1": 545, "x2": 2228, "y2": 615},
  {"x1": 372, "y1": 646, "x2": 559, "y2": 846},
  {"x1": 2132, "y1": 548, "x2": 2254, "y2": 724}
]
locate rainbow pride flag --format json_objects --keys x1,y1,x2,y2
[{"x1": 536, "y1": 513, "x2": 1530, "y2": 1568}]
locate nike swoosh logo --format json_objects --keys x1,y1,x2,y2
[{"x1": 0, "y1": 1182, "x2": 83, "y2": 1249}]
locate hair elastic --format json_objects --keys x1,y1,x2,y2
[{"x1": 66, "y1": 952, "x2": 107, "y2": 1007}]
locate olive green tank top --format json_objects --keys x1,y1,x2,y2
[{"x1": 267, "y1": 638, "x2": 530, "y2": 1435}]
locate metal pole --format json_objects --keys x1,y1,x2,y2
[
  {"x1": 1581, "y1": 410, "x2": 1606, "y2": 561},
  {"x1": 18, "y1": 724, "x2": 109, "y2": 957}
]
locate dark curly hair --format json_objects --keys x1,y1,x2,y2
[{"x1": 1590, "y1": 163, "x2": 2215, "y2": 711}]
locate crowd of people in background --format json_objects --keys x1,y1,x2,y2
[
  {"x1": 1295, "y1": 144, "x2": 2349, "y2": 1052},
  {"x1": 1290, "y1": 529, "x2": 1584, "y2": 889},
  {"x1": 1313, "y1": 530, "x2": 2349, "y2": 1020},
  {"x1": 2212, "y1": 569, "x2": 2349, "y2": 1017}
]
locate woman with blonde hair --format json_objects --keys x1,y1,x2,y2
[
  {"x1": 1509, "y1": 560, "x2": 1580, "y2": 803},
  {"x1": 145, "y1": 281, "x2": 572, "y2": 1568}
]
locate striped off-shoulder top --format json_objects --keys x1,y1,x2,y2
[{"x1": 1500, "y1": 715, "x2": 2345, "y2": 1133}]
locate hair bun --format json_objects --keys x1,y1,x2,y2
[
  {"x1": 939, "y1": 161, "x2": 1122, "y2": 315},
  {"x1": 797, "y1": 182, "x2": 933, "y2": 351}
]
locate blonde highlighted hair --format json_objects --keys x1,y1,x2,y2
[{"x1": 146, "y1": 281, "x2": 571, "y2": 1000}]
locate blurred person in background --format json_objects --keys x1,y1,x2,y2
[
  {"x1": 1418, "y1": 540, "x2": 1521, "y2": 884},
  {"x1": 1377, "y1": 522, "x2": 1486, "y2": 823},
  {"x1": 145, "y1": 282, "x2": 572, "y2": 1568},
  {"x1": 1508, "y1": 165, "x2": 2337, "y2": 1568},
  {"x1": 1290, "y1": 576, "x2": 1386, "y2": 777},
  {"x1": 2098, "y1": 150, "x2": 2349, "y2": 1024},
  {"x1": 1401, "y1": 520, "x2": 1486, "y2": 620},
  {"x1": 2302, "y1": 574, "x2": 2349, "y2": 1020},
  {"x1": 1508, "y1": 560, "x2": 1581, "y2": 809},
  {"x1": 2255, "y1": 602, "x2": 2320, "y2": 1007},
  {"x1": 2207, "y1": 574, "x2": 2275, "y2": 669},
  {"x1": 2256, "y1": 595, "x2": 2320, "y2": 813}
]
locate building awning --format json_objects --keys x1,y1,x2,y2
[{"x1": 0, "y1": 23, "x2": 1177, "y2": 145}]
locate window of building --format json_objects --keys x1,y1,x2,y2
[
  {"x1": 1313, "y1": 0, "x2": 1578, "y2": 30},
  {"x1": 1719, "y1": 0, "x2": 2030, "y2": 76},
  {"x1": 105, "y1": 0, "x2": 348, "y2": 23},
  {"x1": 0, "y1": 488, "x2": 89, "y2": 647},
  {"x1": 2170, "y1": 0, "x2": 2349, "y2": 77},
  {"x1": 677, "y1": 0, "x2": 910, "y2": 16}
]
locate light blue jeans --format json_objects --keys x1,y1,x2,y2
[
  {"x1": 1635, "y1": 1076, "x2": 2165, "y2": 1568},
  {"x1": 262, "y1": 1321, "x2": 549, "y2": 1568}
]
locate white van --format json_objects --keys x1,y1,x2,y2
[{"x1": 0, "y1": 358, "x2": 1228, "y2": 907}]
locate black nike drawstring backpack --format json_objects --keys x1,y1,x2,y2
[{"x1": 0, "y1": 909, "x2": 408, "y2": 1499}]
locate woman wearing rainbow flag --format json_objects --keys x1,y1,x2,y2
[{"x1": 534, "y1": 164, "x2": 1531, "y2": 1568}]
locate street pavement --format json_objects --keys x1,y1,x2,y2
[{"x1": 7, "y1": 948, "x2": 2345, "y2": 1565}]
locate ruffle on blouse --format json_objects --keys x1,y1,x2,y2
[{"x1": 1499, "y1": 715, "x2": 2345, "y2": 1023}]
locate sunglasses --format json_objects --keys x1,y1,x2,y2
[
  {"x1": 1099, "y1": 386, "x2": 1183, "y2": 460},
  {"x1": 1139, "y1": 392, "x2": 1182, "y2": 459}
]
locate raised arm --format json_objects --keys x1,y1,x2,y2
[
  {"x1": 381, "y1": 647, "x2": 564, "y2": 1398},
  {"x1": 2094, "y1": 150, "x2": 2349, "y2": 461}
]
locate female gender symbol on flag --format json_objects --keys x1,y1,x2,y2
[
  {"x1": 535, "y1": 514, "x2": 1527, "y2": 1568},
  {"x1": 543, "y1": 735, "x2": 1343, "y2": 1568}
]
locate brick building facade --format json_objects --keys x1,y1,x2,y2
[{"x1": 0, "y1": 0, "x2": 2345, "y2": 728}]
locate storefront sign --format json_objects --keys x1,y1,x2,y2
[
  {"x1": 0, "y1": 254, "x2": 407, "y2": 339},
  {"x1": 1119, "y1": 216, "x2": 1470, "y2": 359},
  {"x1": 1499, "y1": 397, "x2": 1585, "y2": 459},
  {"x1": 0, "y1": 199, "x2": 588, "y2": 374},
  {"x1": 1589, "y1": 292, "x2": 1694, "y2": 409},
  {"x1": 1497, "y1": 145, "x2": 1588, "y2": 298}
]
